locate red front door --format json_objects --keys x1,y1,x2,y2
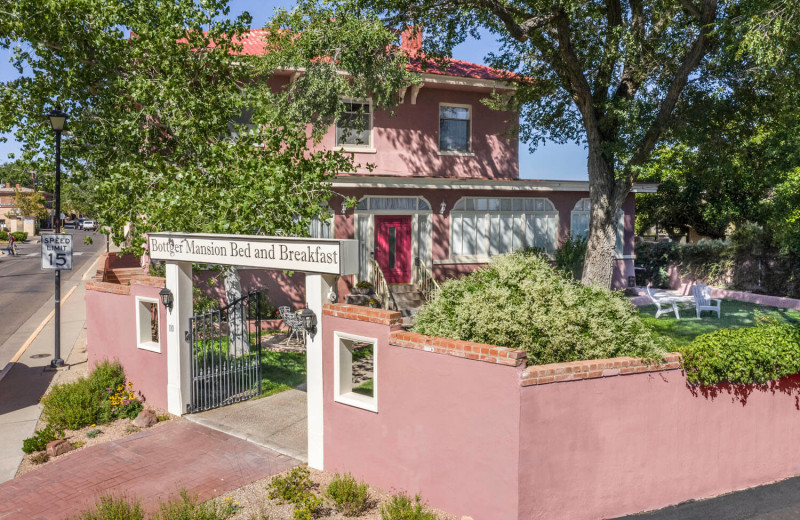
[{"x1": 375, "y1": 216, "x2": 412, "y2": 284}]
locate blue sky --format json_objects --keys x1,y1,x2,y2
[{"x1": 0, "y1": 0, "x2": 588, "y2": 180}]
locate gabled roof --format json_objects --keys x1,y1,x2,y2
[{"x1": 233, "y1": 29, "x2": 511, "y2": 83}]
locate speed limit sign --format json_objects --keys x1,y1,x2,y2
[{"x1": 41, "y1": 233, "x2": 74, "y2": 270}]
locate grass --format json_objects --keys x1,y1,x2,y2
[
  {"x1": 638, "y1": 299, "x2": 800, "y2": 347},
  {"x1": 352, "y1": 379, "x2": 373, "y2": 396},
  {"x1": 261, "y1": 350, "x2": 306, "y2": 397}
]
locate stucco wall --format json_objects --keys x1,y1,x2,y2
[
  {"x1": 518, "y1": 370, "x2": 800, "y2": 520},
  {"x1": 85, "y1": 282, "x2": 169, "y2": 410},
  {"x1": 322, "y1": 312, "x2": 523, "y2": 520}
]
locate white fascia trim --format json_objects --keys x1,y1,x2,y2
[
  {"x1": 420, "y1": 73, "x2": 516, "y2": 91},
  {"x1": 331, "y1": 176, "x2": 659, "y2": 193}
]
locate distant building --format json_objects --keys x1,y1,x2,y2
[{"x1": 0, "y1": 184, "x2": 53, "y2": 235}]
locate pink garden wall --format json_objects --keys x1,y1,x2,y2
[
  {"x1": 321, "y1": 304, "x2": 800, "y2": 520},
  {"x1": 85, "y1": 278, "x2": 169, "y2": 411},
  {"x1": 321, "y1": 306, "x2": 526, "y2": 520}
]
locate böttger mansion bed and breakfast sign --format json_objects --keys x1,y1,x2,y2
[{"x1": 148, "y1": 232, "x2": 358, "y2": 275}]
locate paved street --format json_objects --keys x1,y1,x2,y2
[{"x1": 0, "y1": 229, "x2": 105, "y2": 367}]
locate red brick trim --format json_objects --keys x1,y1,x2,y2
[
  {"x1": 130, "y1": 275, "x2": 166, "y2": 288},
  {"x1": 389, "y1": 331, "x2": 527, "y2": 367},
  {"x1": 85, "y1": 280, "x2": 131, "y2": 295},
  {"x1": 520, "y1": 353, "x2": 682, "y2": 386},
  {"x1": 322, "y1": 304, "x2": 403, "y2": 327}
]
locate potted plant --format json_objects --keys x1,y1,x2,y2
[
  {"x1": 354, "y1": 280, "x2": 373, "y2": 295},
  {"x1": 366, "y1": 298, "x2": 380, "y2": 308}
]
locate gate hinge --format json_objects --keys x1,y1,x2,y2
[{"x1": 184, "y1": 331, "x2": 191, "y2": 342}]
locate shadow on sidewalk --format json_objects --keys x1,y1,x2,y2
[{"x1": 0, "y1": 362, "x2": 57, "y2": 415}]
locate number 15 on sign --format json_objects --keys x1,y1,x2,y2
[{"x1": 41, "y1": 233, "x2": 73, "y2": 270}]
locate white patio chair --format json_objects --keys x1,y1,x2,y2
[
  {"x1": 278, "y1": 306, "x2": 305, "y2": 342},
  {"x1": 646, "y1": 286, "x2": 681, "y2": 319},
  {"x1": 692, "y1": 284, "x2": 722, "y2": 318}
]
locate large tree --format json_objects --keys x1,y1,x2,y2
[{"x1": 288, "y1": 0, "x2": 789, "y2": 286}]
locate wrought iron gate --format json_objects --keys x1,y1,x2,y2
[{"x1": 188, "y1": 291, "x2": 265, "y2": 413}]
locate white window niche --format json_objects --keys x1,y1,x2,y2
[
  {"x1": 135, "y1": 296, "x2": 161, "y2": 353},
  {"x1": 333, "y1": 332, "x2": 378, "y2": 413}
]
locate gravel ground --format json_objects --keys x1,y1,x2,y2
[{"x1": 219, "y1": 466, "x2": 460, "y2": 520}]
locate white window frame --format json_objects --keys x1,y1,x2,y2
[
  {"x1": 309, "y1": 210, "x2": 335, "y2": 239},
  {"x1": 135, "y1": 296, "x2": 161, "y2": 353},
  {"x1": 438, "y1": 102, "x2": 473, "y2": 156},
  {"x1": 446, "y1": 197, "x2": 559, "y2": 263},
  {"x1": 333, "y1": 331, "x2": 378, "y2": 413},
  {"x1": 335, "y1": 98, "x2": 375, "y2": 153}
]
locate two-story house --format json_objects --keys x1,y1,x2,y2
[{"x1": 207, "y1": 30, "x2": 656, "y2": 310}]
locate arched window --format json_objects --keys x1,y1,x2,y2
[
  {"x1": 570, "y1": 198, "x2": 624, "y2": 256},
  {"x1": 450, "y1": 197, "x2": 558, "y2": 258}
]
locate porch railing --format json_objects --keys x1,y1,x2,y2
[
  {"x1": 368, "y1": 256, "x2": 398, "y2": 311},
  {"x1": 414, "y1": 257, "x2": 440, "y2": 302}
]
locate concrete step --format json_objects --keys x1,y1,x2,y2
[{"x1": 388, "y1": 284, "x2": 418, "y2": 294}]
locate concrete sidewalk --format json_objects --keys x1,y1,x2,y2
[
  {"x1": 0, "y1": 421, "x2": 297, "y2": 520},
  {"x1": 0, "y1": 253, "x2": 102, "y2": 483}
]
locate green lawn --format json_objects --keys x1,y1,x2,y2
[
  {"x1": 353, "y1": 378, "x2": 374, "y2": 396},
  {"x1": 259, "y1": 350, "x2": 306, "y2": 397},
  {"x1": 638, "y1": 299, "x2": 800, "y2": 347}
]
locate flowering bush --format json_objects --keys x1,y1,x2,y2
[{"x1": 104, "y1": 382, "x2": 143, "y2": 420}]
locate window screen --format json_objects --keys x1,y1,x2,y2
[
  {"x1": 439, "y1": 105, "x2": 470, "y2": 152},
  {"x1": 336, "y1": 101, "x2": 371, "y2": 147}
]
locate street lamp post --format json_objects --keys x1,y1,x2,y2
[{"x1": 48, "y1": 107, "x2": 67, "y2": 368}]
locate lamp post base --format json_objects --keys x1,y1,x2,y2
[{"x1": 50, "y1": 358, "x2": 65, "y2": 368}]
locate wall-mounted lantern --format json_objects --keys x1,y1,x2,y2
[
  {"x1": 341, "y1": 200, "x2": 347, "y2": 215},
  {"x1": 440, "y1": 200, "x2": 447, "y2": 214},
  {"x1": 300, "y1": 307, "x2": 317, "y2": 335},
  {"x1": 159, "y1": 287, "x2": 174, "y2": 312}
]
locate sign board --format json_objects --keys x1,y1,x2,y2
[
  {"x1": 148, "y1": 233, "x2": 359, "y2": 275},
  {"x1": 41, "y1": 233, "x2": 73, "y2": 270}
]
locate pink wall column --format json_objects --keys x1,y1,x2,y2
[
  {"x1": 322, "y1": 310, "x2": 524, "y2": 520},
  {"x1": 518, "y1": 370, "x2": 800, "y2": 520},
  {"x1": 85, "y1": 281, "x2": 169, "y2": 410}
]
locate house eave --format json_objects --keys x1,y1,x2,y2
[{"x1": 331, "y1": 175, "x2": 659, "y2": 193}]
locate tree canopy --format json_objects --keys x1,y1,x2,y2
[{"x1": 0, "y1": 0, "x2": 411, "y2": 255}]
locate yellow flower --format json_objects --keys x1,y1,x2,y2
[
  {"x1": 234, "y1": 502, "x2": 239, "y2": 505},
  {"x1": 128, "y1": 382, "x2": 133, "y2": 387},
  {"x1": 224, "y1": 497, "x2": 232, "y2": 501},
  {"x1": 90, "y1": 424, "x2": 96, "y2": 427}
]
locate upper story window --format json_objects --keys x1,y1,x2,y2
[
  {"x1": 450, "y1": 197, "x2": 558, "y2": 259},
  {"x1": 355, "y1": 196, "x2": 431, "y2": 212},
  {"x1": 570, "y1": 198, "x2": 624, "y2": 256},
  {"x1": 439, "y1": 104, "x2": 471, "y2": 154},
  {"x1": 336, "y1": 100, "x2": 372, "y2": 149}
]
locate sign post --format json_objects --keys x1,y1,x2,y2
[{"x1": 41, "y1": 233, "x2": 73, "y2": 368}]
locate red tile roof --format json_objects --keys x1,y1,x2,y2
[{"x1": 232, "y1": 29, "x2": 511, "y2": 82}]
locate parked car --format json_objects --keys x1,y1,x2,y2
[{"x1": 81, "y1": 220, "x2": 97, "y2": 230}]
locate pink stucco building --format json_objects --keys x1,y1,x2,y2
[{"x1": 232, "y1": 30, "x2": 656, "y2": 307}]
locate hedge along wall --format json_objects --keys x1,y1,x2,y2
[
  {"x1": 85, "y1": 275, "x2": 169, "y2": 410},
  {"x1": 322, "y1": 304, "x2": 800, "y2": 520}
]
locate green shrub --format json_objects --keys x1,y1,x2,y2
[
  {"x1": 77, "y1": 496, "x2": 145, "y2": 520},
  {"x1": 22, "y1": 424, "x2": 64, "y2": 454},
  {"x1": 87, "y1": 429, "x2": 101, "y2": 439},
  {"x1": 381, "y1": 494, "x2": 437, "y2": 520},
  {"x1": 11, "y1": 231, "x2": 27, "y2": 242},
  {"x1": 554, "y1": 235, "x2": 587, "y2": 280},
  {"x1": 41, "y1": 361, "x2": 127, "y2": 429},
  {"x1": 30, "y1": 452, "x2": 49, "y2": 465},
  {"x1": 681, "y1": 322, "x2": 800, "y2": 385},
  {"x1": 152, "y1": 490, "x2": 237, "y2": 520},
  {"x1": 267, "y1": 466, "x2": 321, "y2": 520},
  {"x1": 0, "y1": 230, "x2": 7, "y2": 241},
  {"x1": 326, "y1": 473, "x2": 369, "y2": 516},
  {"x1": 41, "y1": 379, "x2": 97, "y2": 429},
  {"x1": 634, "y1": 241, "x2": 682, "y2": 288},
  {"x1": 413, "y1": 253, "x2": 665, "y2": 365}
]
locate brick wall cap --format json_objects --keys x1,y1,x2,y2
[
  {"x1": 520, "y1": 353, "x2": 683, "y2": 386},
  {"x1": 323, "y1": 303, "x2": 402, "y2": 325},
  {"x1": 388, "y1": 330, "x2": 526, "y2": 367}
]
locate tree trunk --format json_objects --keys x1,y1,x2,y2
[
  {"x1": 581, "y1": 146, "x2": 626, "y2": 288},
  {"x1": 224, "y1": 266, "x2": 249, "y2": 357}
]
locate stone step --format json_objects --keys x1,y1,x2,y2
[
  {"x1": 392, "y1": 293, "x2": 425, "y2": 304},
  {"x1": 388, "y1": 284, "x2": 419, "y2": 294}
]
